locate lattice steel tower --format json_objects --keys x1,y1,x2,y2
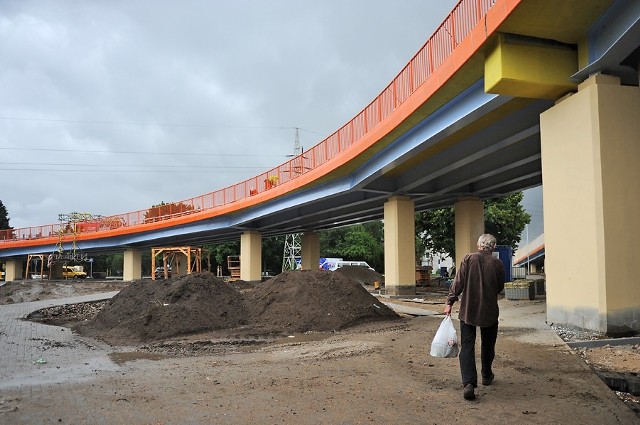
[{"x1": 282, "y1": 128, "x2": 302, "y2": 272}]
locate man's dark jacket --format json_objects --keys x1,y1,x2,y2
[{"x1": 447, "y1": 250, "x2": 505, "y2": 327}]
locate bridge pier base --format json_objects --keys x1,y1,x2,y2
[
  {"x1": 541, "y1": 74, "x2": 640, "y2": 335},
  {"x1": 301, "y1": 232, "x2": 320, "y2": 271},
  {"x1": 384, "y1": 196, "x2": 416, "y2": 296},
  {"x1": 5, "y1": 259, "x2": 23, "y2": 282},
  {"x1": 123, "y1": 249, "x2": 142, "y2": 281},
  {"x1": 240, "y1": 231, "x2": 262, "y2": 282}
]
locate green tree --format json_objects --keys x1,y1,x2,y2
[
  {"x1": 202, "y1": 241, "x2": 239, "y2": 275},
  {"x1": 320, "y1": 221, "x2": 384, "y2": 271},
  {"x1": 262, "y1": 235, "x2": 285, "y2": 275},
  {"x1": 416, "y1": 193, "x2": 530, "y2": 260},
  {"x1": 0, "y1": 200, "x2": 11, "y2": 230},
  {"x1": 203, "y1": 236, "x2": 283, "y2": 277},
  {"x1": 91, "y1": 253, "x2": 124, "y2": 277}
]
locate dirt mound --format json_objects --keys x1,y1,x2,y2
[
  {"x1": 75, "y1": 272, "x2": 246, "y2": 344},
  {"x1": 73, "y1": 270, "x2": 399, "y2": 345},
  {"x1": 334, "y1": 265, "x2": 384, "y2": 285},
  {"x1": 244, "y1": 270, "x2": 396, "y2": 334}
]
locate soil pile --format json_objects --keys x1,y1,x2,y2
[
  {"x1": 74, "y1": 270, "x2": 399, "y2": 344},
  {"x1": 334, "y1": 265, "x2": 384, "y2": 285},
  {"x1": 244, "y1": 270, "x2": 396, "y2": 334},
  {"x1": 75, "y1": 273, "x2": 246, "y2": 344}
]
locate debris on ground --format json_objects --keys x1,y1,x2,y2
[{"x1": 27, "y1": 301, "x2": 108, "y2": 326}]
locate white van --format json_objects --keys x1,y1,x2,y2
[{"x1": 328, "y1": 260, "x2": 375, "y2": 272}]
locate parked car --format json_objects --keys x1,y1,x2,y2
[
  {"x1": 328, "y1": 260, "x2": 375, "y2": 272},
  {"x1": 155, "y1": 266, "x2": 172, "y2": 279}
]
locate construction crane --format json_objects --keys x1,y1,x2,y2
[{"x1": 53, "y1": 211, "x2": 95, "y2": 263}]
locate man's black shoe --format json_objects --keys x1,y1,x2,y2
[
  {"x1": 463, "y1": 384, "x2": 475, "y2": 400},
  {"x1": 482, "y1": 373, "x2": 494, "y2": 386}
]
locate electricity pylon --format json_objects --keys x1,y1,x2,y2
[{"x1": 282, "y1": 128, "x2": 302, "y2": 272}]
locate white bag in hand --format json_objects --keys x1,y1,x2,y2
[{"x1": 430, "y1": 316, "x2": 459, "y2": 358}]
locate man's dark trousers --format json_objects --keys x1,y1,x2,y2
[{"x1": 459, "y1": 320, "x2": 499, "y2": 387}]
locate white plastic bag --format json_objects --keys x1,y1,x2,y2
[{"x1": 430, "y1": 316, "x2": 459, "y2": 358}]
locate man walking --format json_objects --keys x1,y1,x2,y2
[{"x1": 444, "y1": 234, "x2": 505, "y2": 400}]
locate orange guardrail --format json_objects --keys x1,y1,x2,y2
[{"x1": 0, "y1": 0, "x2": 500, "y2": 245}]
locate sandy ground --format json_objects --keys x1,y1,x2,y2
[{"x1": 0, "y1": 278, "x2": 638, "y2": 424}]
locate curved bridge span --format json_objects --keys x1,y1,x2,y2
[
  {"x1": 2, "y1": 0, "x2": 508, "y2": 253},
  {"x1": 2, "y1": 0, "x2": 640, "y2": 334}
]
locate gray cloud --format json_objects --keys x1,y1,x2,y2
[{"x1": 1, "y1": 0, "x2": 457, "y2": 228}]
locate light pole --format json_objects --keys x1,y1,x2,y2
[{"x1": 526, "y1": 224, "x2": 530, "y2": 275}]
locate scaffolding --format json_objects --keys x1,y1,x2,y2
[
  {"x1": 53, "y1": 212, "x2": 94, "y2": 263},
  {"x1": 25, "y1": 254, "x2": 47, "y2": 280},
  {"x1": 151, "y1": 246, "x2": 202, "y2": 281}
]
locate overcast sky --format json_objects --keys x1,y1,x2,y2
[{"x1": 1, "y1": 0, "x2": 466, "y2": 229}]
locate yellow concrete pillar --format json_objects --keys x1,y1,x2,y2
[
  {"x1": 123, "y1": 249, "x2": 142, "y2": 281},
  {"x1": 454, "y1": 197, "x2": 484, "y2": 267},
  {"x1": 384, "y1": 196, "x2": 416, "y2": 296},
  {"x1": 172, "y1": 252, "x2": 188, "y2": 277},
  {"x1": 5, "y1": 259, "x2": 23, "y2": 282},
  {"x1": 541, "y1": 73, "x2": 640, "y2": 334},
  {"x1": 240, "y1": 230, "x2": 262, "y2": 282},
  {"x1": 301, "y1": 232, "x2": 320, "y2": 271}
]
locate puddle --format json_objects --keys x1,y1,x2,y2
[{"x1": 109, "y1": 351, "x2": 170, "y2": 365}]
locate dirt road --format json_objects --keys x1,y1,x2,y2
[{"x1": 0, "y1": 277, "x2": 638, "y2": 424}]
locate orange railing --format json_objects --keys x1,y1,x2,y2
[{"x1": 0, "y1": 0, "x2": 496, "y2": 243}]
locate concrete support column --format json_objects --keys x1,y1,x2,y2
[
  {"x1": 241, "y1": 230, "x2": 262, "y2": 282},
  {"x1": 384, "y1": 196, "x2": 416, "y2": 296},
  {"x1": 123, "y1": 249, "x2": 142, "y2": 281},
  {"x1": 301, "y1": 232, "x2": 320, "y2": 271},
  {"x1": 5, "y1": 259, "x2": 23, "y2": 282},
  {"x1": 173, "y1": 253, "x2": 188, "y2": 277},
  {"x1": 454, "y1": 197, "x2": 484, "y2": 267},
  {"x1": 541, "y1": 74, "x2": 640, "y2": 334}
]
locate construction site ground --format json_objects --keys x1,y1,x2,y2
[{"x1": 0, "y1": 271, "x2": 638, "y2": 424}]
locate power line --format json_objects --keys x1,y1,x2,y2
[
  {"x1": 0, "y1": 147, "x2": 287, "y2": 157},
  {"x1": 2, "y1": 162, "x2": 269, "y2": 169},
  {"x1": 0, "y1": 167, "x2": 262, "y2": 174},
  {"x1": 0, "y1": 116, "x2": 323, "y2": 135}
]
